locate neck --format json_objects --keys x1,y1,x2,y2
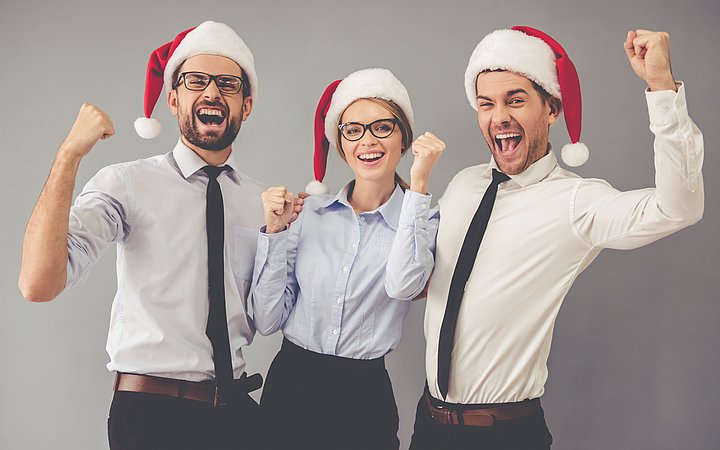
[
  {"x1": 348, "y1": 176, "x2": 396, "y2": 214},
  {"x1": 181, "y1": 136, "x2": 232, "y2": 166}
]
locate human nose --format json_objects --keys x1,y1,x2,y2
[
  {"x1": 491, "y1": 104, "x2": 511, "y2": 128},
  {"x1": 358, "y1": 125, "x2": 379, "y2": 146},
  {"x1": 202, "y1": 77, "x2": 222, "y2": 101}
]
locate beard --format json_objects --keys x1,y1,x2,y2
[{"x1": 178, "y1": 101, "x2": 242, "y2": 151}]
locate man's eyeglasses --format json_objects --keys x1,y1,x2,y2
[
  {"x1": 174, "y1": 72, "x2": 244, "y2": 95},
  {"x1": 338, "y1": 118, "x2": 399, "y2": 142}
]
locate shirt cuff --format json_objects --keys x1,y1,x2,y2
[
  {"x1": 646, "y1": 81, "x2": 687, "y2": 126},
  {"x1": 399, "y1": 190, "x2": 433, "y2": 228},
  {"x1": 258, "y1": 228, "x2": 289, "y2": 265}
]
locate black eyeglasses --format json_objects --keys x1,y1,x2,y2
[
  {"x1": 338, "y1": 118, "x2": 399, "y2": 141},
  {"x1": 174, "y1": 71, "x2": 244, "y2": 95}
]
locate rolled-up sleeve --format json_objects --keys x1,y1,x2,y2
[{"x1": 66, "y1": 165, "x2": 131, "y2": 288}]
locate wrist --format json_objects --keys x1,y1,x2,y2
[
  {"x1": 647, "y1": 75, "x2": 677, "y2": 92},
  {"x1": 265, "y1": 224, "x2": 287, "y2": 234},
  {"x1": 57, "y1": 139, "x2": 90, "y2": 162},
  {"x1": 410, "y1": 178, "x2": 428, "y2": 194}
]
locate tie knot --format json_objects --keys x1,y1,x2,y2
[
  {"x1": 491, "y1": 169, "x2": 510, "y2": 185},
  {"x1": 202, "y1": 165, "x2": 228, "y2": 180}
]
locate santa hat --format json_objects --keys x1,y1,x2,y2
[
  {"x1": 305, "y1": 68, "x2": 414, "y2": 195},
  {"x1": 134, "y1": 21, "x2": 258, "y2": 139},
  {"x1": 464, "y1": 26, "x2": 588, "y2": 167}
]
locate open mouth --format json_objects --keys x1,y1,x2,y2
[
  {"x1": 357, "y1": 152, "x2": 385, "y2": 163},
  {"x1": 494, "y1": 132, "x2": 522, "y2": 155},
  {"x1": 196, "y1": 107, "x2": 226, "y2": 127}
]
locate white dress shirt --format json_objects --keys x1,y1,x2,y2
[
  {"x1": 423, "y1": 84, "x2": 704, "y2": 404},
  {"x1": 66, "y1": 140, "x2": 265, "y2": 381}
]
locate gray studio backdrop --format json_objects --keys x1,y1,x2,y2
[{"x1": 1, "y1": 1, "x2": 718, "y2": 449}]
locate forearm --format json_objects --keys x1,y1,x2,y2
[
  {"x1": 648, "y1": 83, "x2": 704, "y2": 222},
  {"x1": 251, "y1": 230, "x2": 295, "y2": 334},
  {"x1": 19, "y1": 151, "x2": 82, "y2": 302},
  {"x1": 385, "y1": 191, "x2": 436, "y2": 299}
]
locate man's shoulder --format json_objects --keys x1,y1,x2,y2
[
  {"x1": 449, "y1": 163, "x2": 490, "y2": 186},
  {"x1": 97, "y1": 153, "x2": 168, "y2": 176}
]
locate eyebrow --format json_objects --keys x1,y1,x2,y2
[{"x1": 476, "y1": 88, "x2": 529, "y2": 100}]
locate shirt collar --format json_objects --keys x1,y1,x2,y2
[
  {"x1": 312, "y1": 181, "x2": 405, "y2": 231},
  {"x1": 172, "y1": 139, "x2": 239, "y2": 182},
  {"x1": 485, "y1": 149, "x2": 558, "y2": 188}
]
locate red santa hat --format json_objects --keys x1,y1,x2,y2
[
  {"x1": 134, "y1": 20, "x2": 258, "y2": 139},
  {"x1": 464, "y1": 26, "x2": 588, "y2": 167},
  {"x1": 306, "y1": 68, "x2": 414, "y2": 195}
]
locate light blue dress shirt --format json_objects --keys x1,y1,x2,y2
[{"x1": 252, "y1": 181, "x2": 439, "y2": 359}]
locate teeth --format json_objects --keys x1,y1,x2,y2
[
  {"x1": 358, "y1": 152, "x2": 383, "y2": 160},
  {"x1": 198, "y1": 108, "x2": 224, "y2": 117},
  {"x1": 496, "y1": 133, "x2": 521, "y2": 139}
]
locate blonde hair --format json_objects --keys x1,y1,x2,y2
[{"x1": 336, "y1": 97, "x2": 412, "y2": 190}]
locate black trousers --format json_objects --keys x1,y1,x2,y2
[
  {"x1": 108, "y1": 388, "x2": 259, "y2": 450},
  {"x1": 409, "y1": 388, "x2": 553, "y2": 450},
  {"x1": 260, "y1": 338, "x2": 400, "y2": 450}
]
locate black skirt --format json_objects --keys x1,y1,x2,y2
[{"x1": 260, "y1": 337, "x2": 400, "y2": 450}]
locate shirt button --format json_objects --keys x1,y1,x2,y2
[
  {"x1": 351, "y1": 243, "x2": 358, "y2": 250},
  {"x1": 417, "y1": 218, "x2": 426, "y2": 224},
  {"x1": 360, "y1": 216, "x2": 366, "y2": 221},
  {"x1": 332, "y1": 329, "x2": 339, "y2": 335},
  {"x1": 661, "y1": 105, "x2": 670, "y2": 112},
  {"x1": 335, "y1": 297, "x2": 342, "y2": 305},
  {"x1": 342, "y1": 266, "x2": 349, "y2": 273},
  {"x1": 420, "y1": 203, "x2": 428, "y2": 209}
]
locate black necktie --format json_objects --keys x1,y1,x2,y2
[
  {"x1": 437, "y1": 168, "x2": 509, "y2": 399},
  {"x1": 203, "y1": 165, "x2": 233, "y2": 405}
]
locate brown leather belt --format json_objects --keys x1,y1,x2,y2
[
  {"x1": 425, "y1": 391, "x2": 541, "y2": 427},
  {"x1": 114, "y1": 373, "x2": 221, "y2": 406}
]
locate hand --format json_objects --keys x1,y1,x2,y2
[
  {"x1": 262, "y1": 186, "x2": 295, "y2": 233},
  {"x1": 623, "y1": 30, "x2": 677, "y2": 92},
  {"x1": 58, "y1": 103, "x2": 115, "y2": 160},
  {"x1": 409, "y1": 132, "x2": 446, "y2": 193},
  {"x1": 287, "y1": 192, "x2": 308, "y2": 226}
]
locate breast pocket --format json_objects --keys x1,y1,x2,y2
[{"x1": 233, "y1": 225, "x2": 259, "y2": 282}]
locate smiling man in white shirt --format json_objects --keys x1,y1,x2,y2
[
  {"x1": 17, "y1": 21, "x2": 278, "y2": 450},
  {"x1": 409, "y1": 26, "x2": 704, "y2": 449}
]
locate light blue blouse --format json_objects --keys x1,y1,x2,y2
[{"x1": 252, "y1": 182, "x2": 438, "y2": 359}]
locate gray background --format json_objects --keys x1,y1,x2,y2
[{"x1": 1, "y1": 0, "x2": 718, "y2": 449}]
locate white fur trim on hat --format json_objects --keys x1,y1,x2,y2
[
  {"x1": 134, "y1": 117, "x2": 162, "y2": 139},
  {"x1": 305, "y1": 180, "x2": 330, "y2": 195},
  {"x1": 324, "y1": 68, "x2": 413, "y2": 152},
  {"x1": 164, "y1": 21, "x2": 258, "y2": 101},
  {"x1": 560, "y1": 142, "x2": 589, "y2": 167},
  {"x1": 464, "y1": 29, "x2": 560, "y2": 110}
]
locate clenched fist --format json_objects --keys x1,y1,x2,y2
[
  {"x1": 262, "y1": 187, "x2": 306, "y2": 234},
  {"x1": 59, "y1": 103, "x2": 115, "y2": 159},
  {"x1": 409, "y1": 132, "x2": 446, "y2": 194},
  {"x1": 624, "y1": 30, "x2": 677, "y2": 92}
]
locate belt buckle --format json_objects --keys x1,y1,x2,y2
[
  {"x1": 213, "y1": 386, "x2": 228, "y2": 407},
  {"x1": 430, "y1": 404, "x2": 452, "y2": 424}
]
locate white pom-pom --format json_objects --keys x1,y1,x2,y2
[
  {"x1": 134, "y1": 117, "x2": 161, "y2": 139},
  {"x1": 305, "y1": 180, "x2": 330, "y2": 195},
  {"x1": 560, "y1": 142, "x2": 589, "y2": 167}
]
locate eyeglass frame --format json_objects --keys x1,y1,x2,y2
[
  {"x1": 173, "y1": 71, "x2": 245, "y2": 95},
  {"x1": 338, "y1": 117, "x2": 400, "y2": 142}
]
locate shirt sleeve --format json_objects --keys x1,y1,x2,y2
[
  {"x1": 66, "y1": 165, "x2": 131, "y2": 288},
  {"x1": 385, "y1": 190, "x2": 439, "y2": 300},
  {"x1": 251, "y1": 216, "x2": 302, "y2": 335},
  {"x1": 572, "y1": 83, "x2": 704, "y2": 249}
]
